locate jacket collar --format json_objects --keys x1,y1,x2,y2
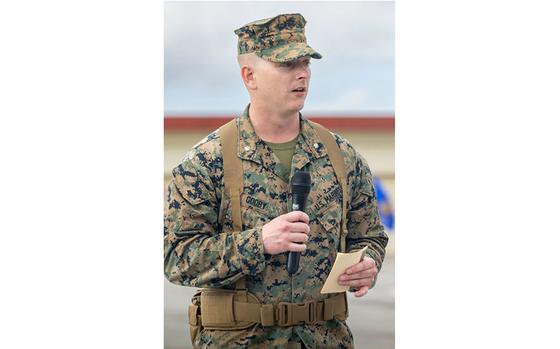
[{"x1": 236, "y1": 104, "x2": 329, "y2": 175}]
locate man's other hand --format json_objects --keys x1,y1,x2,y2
[{"x1": 338, "y1": 256, "x2": 378, "y2": 297}]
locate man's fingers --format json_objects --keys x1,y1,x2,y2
[
  {"x1": 289, "y1": 233, "x2": 309, "y2": 243},
  {"x1": 284, "y1": 211, "x2": 310, "y2": 224},
  {"x1": 345, "y1": 257, "x2": 376, "y2": 275},
  {"x1": 287, "y1": 242, "x2": 307, "y2": 253},
  {"x1": 354, "y1": 286, "x2": 369, "y2": 298},
  {"x1": 339, "y1": 268, "x2": 376, "y2": 281},
  {"x1": 338, "y1": 277, "x2": 372, "y2": 288},
  {"x1": 290, "y1": 222, "x2": 310, "y2": 234}
]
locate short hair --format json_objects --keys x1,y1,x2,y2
[{"x1": 236, "y1": 52, "x2": 261, "y2": 68}]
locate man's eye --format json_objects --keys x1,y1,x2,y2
[{"x1": 280, "y1": 60, "x2": 310, "y2": 69}]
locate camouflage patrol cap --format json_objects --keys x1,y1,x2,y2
[{"x1": 234, "y1": 13, "x2": 322, "y2": 63}]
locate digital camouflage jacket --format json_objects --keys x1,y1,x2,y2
[{"x1": 164, "y1": 106, "x2": 388, "y2": 349}]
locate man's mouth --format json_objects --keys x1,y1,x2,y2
[{"x1": 291, "y1": 87, "x2": 306, "y2": 92}]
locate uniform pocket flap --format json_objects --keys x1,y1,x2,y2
[
  {"x1": 200, "y1": 291, "x2": 235, "y2": 326},
  {"x1": 316, "y1": 202, "x2": 341, "y2": 232},
  {"x1": 184, "y1": 192, "x2": 210, "y2": 206}
]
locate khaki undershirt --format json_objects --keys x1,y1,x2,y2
[{"x1": 265, "y1": 136, "x2": 298, "y2": 178}]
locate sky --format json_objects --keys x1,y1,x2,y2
[{"x1": 164, "y1": 1, "x2": 394, "y2": 116}]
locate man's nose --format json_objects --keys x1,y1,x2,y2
[{"x1": 296, "y1": 66, "x2": 310, "y2": 80}]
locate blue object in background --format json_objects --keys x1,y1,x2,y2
[{"x1": 373, "y1": 177, "x2": 394, "y2": 231}]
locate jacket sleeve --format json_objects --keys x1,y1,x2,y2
[
  {"x1": 345, "y1": 151, "x2": 389, "y2": 286},
  {"x1": 164, "y1": 148, "x2": 266, "y2": 288}
]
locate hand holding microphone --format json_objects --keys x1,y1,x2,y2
[
  {"x1": 287, "y1": 172, "x2": 311, "y2": 275},
  {"x1": 261, "y1": 172, "x2": 311, "y2": 274}
]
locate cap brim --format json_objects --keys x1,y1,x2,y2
[{"x1": 256, "y1": 42, "x2": 322, "y2": 63}]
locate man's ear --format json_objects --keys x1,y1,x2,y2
[{"x1": 241, "y1": 65, "x2": 257, "y2": 90}]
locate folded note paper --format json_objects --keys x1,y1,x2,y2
[{"x1": 320, "y1": 246, "x2": 368, "y2": 294}]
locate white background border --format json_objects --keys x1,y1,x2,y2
[{"x1": 2, "y1": 1, "x2": 559, "y2": 348}]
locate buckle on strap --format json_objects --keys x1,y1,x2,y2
[
  {"x1": 305, "y1": 300, "x2": 316, "y2": 324},
  {"x1": 276, "y1": 302, "x2": 292, "y2": 326},
  {"x1": 276, "y1": 301, "x2": 317, "y2": 326}
]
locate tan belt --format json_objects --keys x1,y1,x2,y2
[{"x1": 190, "y1": 292, "x2": 348, "y2": 329}]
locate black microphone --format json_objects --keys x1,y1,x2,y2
[{"x1": 287, "y1": 171, "x2": 311, "y2": 275}]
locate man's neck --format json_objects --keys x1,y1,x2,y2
[{"x1": 248, "y1": 102, "x2": 300, "y2": 143}]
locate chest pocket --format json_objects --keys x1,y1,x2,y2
[
  {"x1": 308, "y1": 198, "x2": 342, "y2": 257},
  {"x1": 217, "y1": 193, "x2": 271, "y2": 233},
  {"x1": 315, "y1": 201, "x2": 342, "y2": 233},
  {"x1": 240, "y1": 192, "x2": 276, "y2": 230}
]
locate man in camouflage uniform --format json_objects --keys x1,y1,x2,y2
[{"x1": 164, "y1": 13, "x2": 388, "y2": 349}]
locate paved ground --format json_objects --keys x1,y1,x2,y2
[{"x1": 164, "y1": 254, "x2": 394, "y2": 349}]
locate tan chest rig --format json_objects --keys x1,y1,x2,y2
[{"x1": 188, "y1": 119, "x2": 350, "y2": 344}]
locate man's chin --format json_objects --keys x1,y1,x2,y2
[
  {"x1": 279, "y1": 99, "x2": 306, "y2": 116},
  {"x1": 290, "y1": 101, "x2": 306, "y2": 113}
]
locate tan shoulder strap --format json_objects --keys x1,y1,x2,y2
[
  {"x1": 219, "y1": 118, "x2": 246, "y2": 290},
  {"x1": 309, "y1": 121, "x2": 349, "y2": 253},
  {"x1": 219, "y1": 119, "x2": 243, "y2": 232}
]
